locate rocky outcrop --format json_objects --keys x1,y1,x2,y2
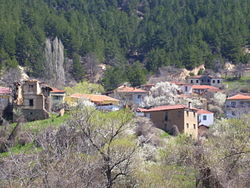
[{"x1": 44, "y1": 37, "x2": 65, "y2": 87}]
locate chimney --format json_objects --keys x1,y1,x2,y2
[{"x1": 188, "y1": 102, "x2": 192, "y2": 109}]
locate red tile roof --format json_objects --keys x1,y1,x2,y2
[
  {"x1": 137, "y1": 104, "x2": 187, "y2": 112},
  {"x1": 0, "y1": 87, "x2": 11, "y2": 95},
  {"x1": 171, "y1": 81, "x2": 191, "y2": 86},
  {"x1": 70, "y1": 93, "x2": 119, "y2": 104},
  {"x1": 51, "y1": 88, "x2": 65, "y2": 93},
  {"x1": 192, "y1": 85, "x2": 220, "y2": 91},
  {"x1": 196, "y1": 109, "x2": 213, "y2": 114},
  {"x1": 116, "y1": 86, "x2": 147, "y2": 93},
  {"x1": 227, "y1": 94, "x2": 250, "y2": 100}
]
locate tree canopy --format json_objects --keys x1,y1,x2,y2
[{"x1": 0, "y1": 0, "x2": 249, "y2": 86}]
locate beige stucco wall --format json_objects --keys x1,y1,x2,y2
[
  {"x1": 145, "y1": 108, "x2": 198, "y2": 139},
  {"x1": 184, "y1": 110, "x2": 198, "y2": 139}
]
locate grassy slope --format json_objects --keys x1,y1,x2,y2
[{"x1": 224, "y1": 73, "x2": 250, "y2": 91}]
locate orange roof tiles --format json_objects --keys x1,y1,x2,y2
[
  {"x1": 196, "y1": 109, "x2": 213, "y2": 114},
  {"x1": 171, "y1": 81, "x2": 191, "y2": 86},
  {"x1": 137, "y1": 104, "x2": 187, "y2": 112},
  {"x1": 116, "y1": 86, "x2": 148, "y2": 93},
  {"x1": 70, "y1": 93, "x2": 119, "y2": 104},
  {"x1": 227, "y1": 94, "x2": 250, "y2": 100},
  {"x1": 192, "y1": 85, "x2": 220, "y2": 91},
  {"x1": 51, "y1": 88, "x2": 65, "y2": 93}
]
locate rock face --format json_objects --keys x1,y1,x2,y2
[{"x1": 44, "y1": 37, "x2": 65, "y2": 87}]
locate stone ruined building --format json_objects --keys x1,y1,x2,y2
[{"x1": 13, "y1": 80, "x2": 52, "y2": 122}]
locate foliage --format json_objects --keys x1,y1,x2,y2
[
  {"x1": 142, "y1": 82, "x2": 203, "y2": 108},
  {"x1": 64, "y1": 81, "x2": 104, "y2": 95},
  {"x1": 0, "y1": 0, "x2": 249, "y2": 80}
]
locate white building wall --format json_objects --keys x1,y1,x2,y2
[
  {"x1": 180, "y1": 85, "x2": 193, "y2": 94},
  {"x1": 198, "y1": 113, "x2": 214, "y2": 126}
]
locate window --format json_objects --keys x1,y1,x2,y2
[
  {"x1": 231, "y1": 102, "x2": 236, "y2": 107},
  {"x1": 193, "y1": 112, "x2": 196, "y2": 117},
  {"x1": 217, "y1": 80, "x2": 220, "y2": 83},
  {"x1": 208, "y1": 79, "x2": 210, "y2": 82},
  {"x1": 185, "y1": 86, "x2": 188, "y2": 92},
  {"x1": 137, "y1": 95, "x2": 142, "y2": 99},
  {"x1": 186, "y1": 123, "x2": 189, "y2": 128},
  {"x1": 232, "y1": 111, "x2": 236, "y2": 116},
  {"x1": 201, "y1": 79, "x2": 204, "y2": 83},
  {"x1": 191, "y1": 80, "x2": 193, "y2": 83},
  {"x1": 29, "y1": 99, "x2": 34, "y2": 106},
  {"x1": 203, "y1": 115, "x2": 207, "y2": 120},
  {"x1": 196, "y1": 80, "x2": 199, "y2": 83},
  {"x1": 213, "y1": 80, "x2": 215, "y2": 83},
  {"x1": 164, "y1": 112, "x2": 168, "y2": 121},
  {"x1": 186, "y1": 111, "x2": 189, "y2": 116},
  {"x1": 193, "y1": 124, "x2": 196, "y2": 129}
]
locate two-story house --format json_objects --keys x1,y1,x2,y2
[
  {"x1": 50, "y1": 88, "x2": 66, "y2": 109},
  {"x1": 225, "y1": 94, "x2": 250, "y2": 118},
  {"x1": 196, "y1": 109, "x2": 214, "y2": 126},
  {"x1": 112, "y1": 85, "x2": 148, "y2": 107},
  {"x1": 187, "y1": 75, "x2": 223, "y2": 87},
  {"x1": 13, "y1": 80, "x2": 52, "y2": 121},
  {"x1": 137, "y1": 104, "x2": 198, "y2": 139}
]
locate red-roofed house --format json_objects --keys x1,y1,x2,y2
[
  {"x1": 225, "y1": 93, "x2": 250, "y2": 118},
  {"x1": 171, "y1": 82, "x2": 193, "y2": 95},
  {"x1": 196, "y1": 109, "x2": 214, "y2": 126},
  {"x1": 0, "y1": 87, "x2": 12, "y2": 117},
  {"x1": 191, "y1": 85, "x2": 220, "y2": 95},
  {"x1": 51, "y1": 88, "x2": 66, "y2": 109},
  {"x1": 137, "y1": 104, "x2": 198, "y2": 139},
  {"x1": 113, "y1": 85, "x2": 148, "y2": 106}
]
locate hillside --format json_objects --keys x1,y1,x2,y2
[{"x1": 0, "y1": 0, "x2": 249, "y2": 89}]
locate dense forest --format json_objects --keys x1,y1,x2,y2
[{"x1": 0, "y1": 0, "x2": 249, "y2": 89}]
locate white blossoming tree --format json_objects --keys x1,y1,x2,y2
[{"x1": 141, "y1": 82, "x2": 203, "y2": 108}]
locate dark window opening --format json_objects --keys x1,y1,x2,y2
[
  {"x1": 203, "y1": 115, "x2": 207, "y2": 120},
  {"x1": 196, "y1": 80, "x2": 199, "y2": 83},
  {"x1": 213, "y1": 80, "x2": 215, "y2": 83},
  {"x1": 217, "y1": 80, "x2": 220, "y2": 83},
  {"x1": 165, "y1": 112, "x2": 168, "y2": 121},
  {"x1": 193, "y1": 124, "x2": 196, "y2": 129},
  {"x1": 187, "y1": 123, "x2": 189, "y2": 128},
  {"x1": 191, "y1": 80, "x2": 193, "y2": 83},
  {"x1": 29, "y1": 99, "x2": 34, "y2": 106}
]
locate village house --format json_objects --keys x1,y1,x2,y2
[
  {"x1": 137, "y1": 104, "x2": 198, "y2": 139},
  {"x1": 225, "y1": 93, "x2": 250, "y2": 118},
  {"x1": 0, "y1": 87, "x2": 12, "y2": 118},
  {"x1": 50, "y1": 88, "x2": 66, "y2": 109},
  {"x1": 171, "y1": 82, "x2": 193, "y2": 95},
  {"x1": 112, "y1": 85, "x2": 148, "y2": 106},
  {"x1": 70, "y1": 93, "x2": 120, "y2": 111},
  {"x1": 187, "y1": 75, "x2": 223, "y2": 87},
  {"x1": 191, "y1": 85, "x2": 220, "y2": 95},
  {"x1": 196, "y1": 109, "x2": 214, "y2": 126},
  {"x1": 13, "y1": 80, "x2": 52, "y2": 121}
]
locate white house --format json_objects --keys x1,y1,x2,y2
[
  {"x1": 196, "y1": 109, "x2": 214, "y2": 126},
  {"x1": 225, "y1": 93, "x2": 250, "y2": 118},
  {"x1": 171, "y1": 82, "x2": 193, "y2": 95}
]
